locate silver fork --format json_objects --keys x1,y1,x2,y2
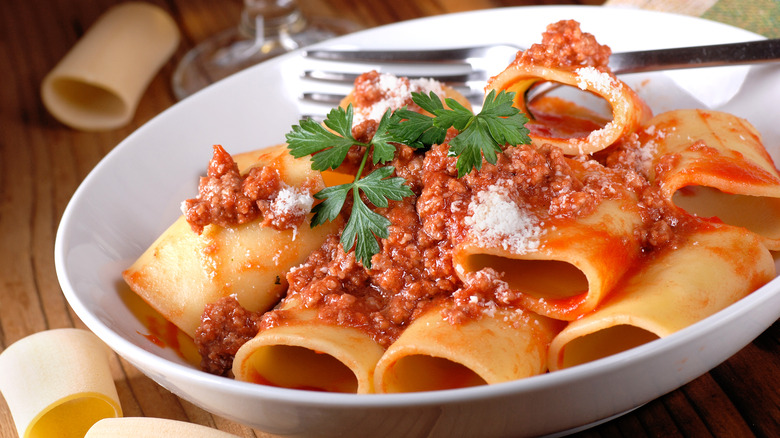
[{"x1": 298, "y1": 38, "x2": 780, "y2": 113}]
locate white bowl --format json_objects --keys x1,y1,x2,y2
[{"x1": 55, "y1": 6, "x2": 780, "y2": 437}]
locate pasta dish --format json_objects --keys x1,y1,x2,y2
[{"x1": 122, "y1": 20, "x2": 780, "y2": 394}]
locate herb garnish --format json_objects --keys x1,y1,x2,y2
[
  {"x1": 286, "y1": 89, "x2": 530, "y2": 268},
  {"x1": 391, "y1": 89, "x2": 531, "y2": 177}
]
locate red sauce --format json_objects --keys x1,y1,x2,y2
[{"x1": 143, "y1": 317, "x2": 181, "y2": 352}]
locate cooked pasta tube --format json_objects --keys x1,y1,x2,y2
[
  {"x1": 123, "y1": 145, "x2": 340, "y2": 337},
  {"x1": 232, "y1": 308, "x2": 384, "y2": 393},
  {"x1": 487, "y1": 61, "x2": 650, "y2": 155},
  {"x1": 644, "y1": 109, "x2": 780, "y2": 250},
  {"x1": 85, "y1": 417, "x2": 239, "y2": 437},
  {"x1": 374, "y1": 302, "x2": 563, "y2": 393},
  {"x1": 548, "y1": 224, "x2": 775, "y2": 370},
  {"x1": 0, "y1": 329, "x2": 122, "y2": 438},
  {"x1": 453, "y1": 197, "x2": 644, "y2": 321}
]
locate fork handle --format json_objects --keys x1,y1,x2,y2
[
  {"x1": 609, "y1": 39, "x2": 780, "y2": 74},
  {"x1": 304, "y1": 44, "x2": 521, "y2": 63}
]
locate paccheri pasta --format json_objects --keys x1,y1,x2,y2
[{"x1": 123, "y1": 20, "x2": 778, "y2": 393}]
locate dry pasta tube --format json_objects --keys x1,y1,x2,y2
[
  {"x1": 487, "y1": 63, "x2": 651, "y2": 155},
  {"x1": 548, "y1": 224, "x2": 775, "y2": 371},
  {"x1": 374, "y1": 303, "x2": 564, "y2": 393},
  {"x1": 232, "y1": 308, "x2": 385, "y2": 394},
  {"x1": 0, "y1": 329, "x2": 122, "y2": 438},
  {"x1": 644, "y1": 109, "x2": 780, "y2": 250},
  {"x1": 123, "y1": 146, "x2": 340, "y2": 337},
  {"x1": 41, "y1": 3, "x2": 179, "y2": 131},
  {"x1": 453, "y1": 198, "x2": 644, "y2": 321},
  {"x1": 85, "y1": 417, "x2": 239, "y2": 438}
]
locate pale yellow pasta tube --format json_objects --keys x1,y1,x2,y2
[
  {"x1": 85, "y1": 417, "x2": 239, "y2": 438},
  {"x1": 644, "y1": 109, "x2": 780, "y2": 249},
  {"x1": 232, "y1": 308, "x2": 384, "y2": 393},
  {"x1": 374, "y1": 303, "x2": 563, "y2": 393},
  {"x1": 0, "y1": 329, "x2": 122, "y2": 438},
  {"x1": 548, "y1": 224, "x2": 775, "y2": 370},
  {"x1": 123, "y1": 146, "x2": 340, "y2": 337},
  {"x1": 41, "y1": 2, "x2": 179, "y2": 131}
]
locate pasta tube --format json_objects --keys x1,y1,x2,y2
[
  {"x1": 123, "y1": 145, "x2": 340, "y2": 337},
  {"x1": 232, "y1": 308, "x2": 384, "y2": 393},
  {"x1": 487, "y1": 61, "x2": 650, "y2": 155},
  {"x1": 85, "y1": 417, "x2": 239, "y2": 437},
  {"x1": 40, "y1": 3, "x2": 179, "y2": 131},
  {"x1": 374, "y1": 302, "x2": 563, "y2": 393},
  {"x1": 453, "y1": 197, "x2": 644, "y2": 321},
  {"x1": 0, "y1": 329, "x2": 122, "y2": 438},
  {"x1": 645, "y1": 109, "x2": 780, "y2": 249},
  {"x1": 548, "y1": 224, "x2": 775, "y2": 370}
]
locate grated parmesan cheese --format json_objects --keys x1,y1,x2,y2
[
  {"x1": 574, "y1": 66, "x2": 620, "y2": 97},
  {"x1": 353, "y1": 73, "x2": 445, "y2": 125},
  {"x1": 270, "y1": 185, "x2": 314, "y2": 240},
  {"x1": 271, "y1": 185, "x2": 314, "y2": 219},
  {"x1": 464, "y1": 185, "x2": 544, "y2": 254}
]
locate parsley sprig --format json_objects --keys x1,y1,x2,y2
[
  {"x1": 286, "y1": 107, "x2": 412, "y2": 268},
  {"x1": 392, "y1": 89, "x2": 531, "y2": 177},
  {"x1": 286, "y1": 89, "x2": 529, "y2": 268}
]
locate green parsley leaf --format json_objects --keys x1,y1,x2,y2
[
  {"x1": 389, "y1": 109, "x2": 446, "y2": 148},
  {"x1": 341, "y1": 194, "x2": 390, "y2": 268},
  {"x1": 286, "y1": 106, "x2": 359, "y2": 171},
  {"x1": 479, "y1": 89, "x2": 532, "y2": 146},
  {"x1": 392, "y1": 89, "x2": 530, "y2": 177},
  {"x1": 310, "y1": 183, "x2": 351, "y2": 227},
  {"x1": 322, "y1": 105, "x2": 356, "y2": 138},
  {"x1": 369, "y1": 110, "x2": 399, "y2": 164},
  {"x1": 354, "y1": 166, "x2": 414, "y2": 208}
]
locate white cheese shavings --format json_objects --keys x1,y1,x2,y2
[
  {"x1": 574, "y1": 66, "x2": 620, "y2": 96},
  {"x1": 272, "y1": 185, "x2": 314, "y2": 218},
  {"x1": 464, "y1": 185, "x2": 543, "y2": 254},
  {"x1": 354, "y1": 73, "x2": 445, "y2": 125},
  {"x1": 271, "y1": 185, "x2": 314, "y2": 240}
]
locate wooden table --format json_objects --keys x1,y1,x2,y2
[{"x1": 1, "y1": 0, "x2": 778, "y2": 436}]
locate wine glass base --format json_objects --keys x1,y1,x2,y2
[{"x1": 172, "y1": 17, "x2": 362, "y2": 100}]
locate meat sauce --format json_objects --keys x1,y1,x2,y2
[
  {"x1": 193, "y1": 21, "x2": 700, "y2": 376},
  {"x1": 182, "y1": 144, "x2": 314, "y2": 235},
  {"x1": 195, "y1": 136, "x2": 695, "y2": 375}
]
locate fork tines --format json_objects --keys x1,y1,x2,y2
[{"x1": 297, "y1": 44, "x2": 522, "y2": 118}]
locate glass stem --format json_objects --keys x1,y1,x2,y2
[{"x1": 239, "y1": 0, "x2": 308, "y2": 40}]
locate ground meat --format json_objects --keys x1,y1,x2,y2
[
  {"x1": 600, "y1": 138, "x2": 697, "y2": 252},
  {"x1": 517, "y1": 20, "x2": 611, "y2": 69},
  {"x1": 182, "y1": 144, "x2": 312, "y2": 234},
  {"x1": 195, "y1": 296, "x2": 262, "y2": 376},
  {"x1": 444, "y1": 268, "x2": 508, "y2": 324},
  {"x1": 267, "y1": 192, "x2": 461, "y2": 348}
]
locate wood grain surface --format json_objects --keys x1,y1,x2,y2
[{"x1": 0, "y1": 0, "x2": 778, "y2": 437}]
